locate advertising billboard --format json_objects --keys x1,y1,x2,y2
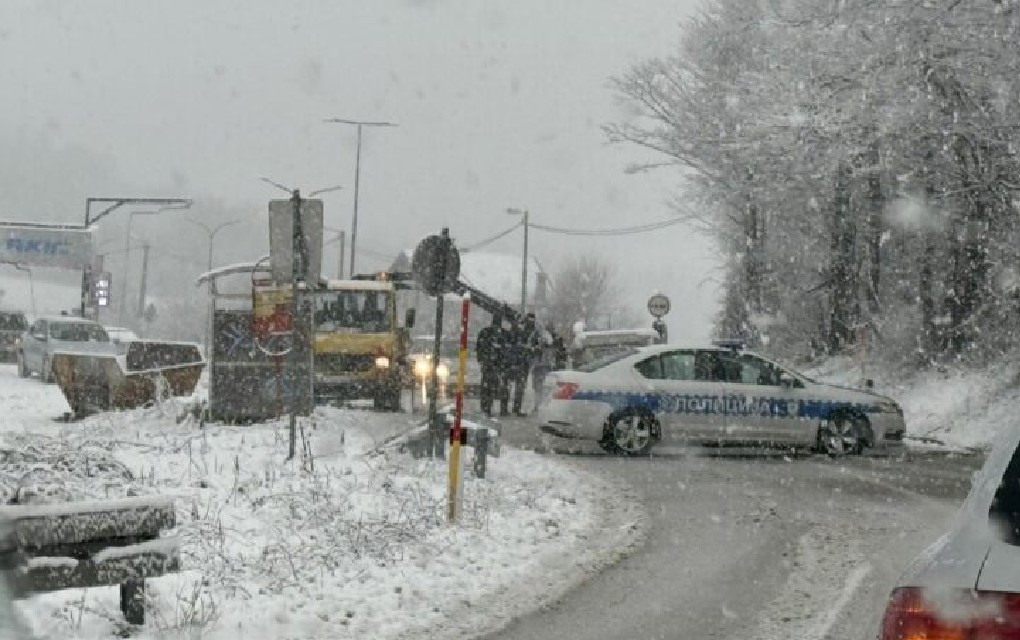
[{"x1": 0, "y1": 223, "x2": 93, "y2": 270}]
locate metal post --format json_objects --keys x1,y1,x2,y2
[
  {"x1": 136, "y1": 243, "x2": 150, "y2": 318},
  {"x1": 349, "y1": 125, "x2": 362, "y2": 277},
  {"x1": 323, "y1": 118, "x2": 397, "y2": 277},
  {"x1": 474, "y1": 429, "x2": 488, "y2": 479},
  {"x1": 522, "y1": 210, "x2": 529, "y2": 314},
  {"x1": 426, "y1": 228, "x2": 451, "y2": 459},
  {"x1": 288, "y1": 188, "x2": 305, "y2": 461},
  {"x1": 448, "y1": 293, "x2": 470, "y2": 523},
  {"x1": 119, "y1": 216, "x2": 134, "y2": 324},
  {"x1": 338, "y1": 231, "x2": 346, "y2": 279}
]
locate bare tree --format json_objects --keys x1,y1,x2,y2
[{"x1": 544, "y1": 254, "x2": 621, "y2": 334}]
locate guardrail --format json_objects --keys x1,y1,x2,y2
[
  {"x1": 402, "y1": 412, "x2": 499, "y2": 478},
  {"x1": 0, "y1": 497, "x2": 180, "y2": 625}
]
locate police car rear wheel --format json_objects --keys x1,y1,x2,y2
[
  {"x1": 820, "y1": 414, "x2": 865, "y2": 457},
  {"x1": 602, "y1": 409, "x2": 659, "y2": 456}
]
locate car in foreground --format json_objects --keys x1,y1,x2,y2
[
  {"x1": 16, "y1": 316, "x2": 117, "y2": 382},
  {"x1": 877, "y1": 426, "x2": 1020, "y2": 639},
  {"x1": 0, "y1": 311, "x2": 28, "y2": 364},
  {"x1": 535, "y1": 342, "x2": 905, "y2": 456}
]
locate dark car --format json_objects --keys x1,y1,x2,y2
[{"x1": 0, "y1": 312, "x2": 28, "y2": 364}]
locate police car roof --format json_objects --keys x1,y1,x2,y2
[{"x1": 633, "y1": 343, "x2": 753, "y2": 355}]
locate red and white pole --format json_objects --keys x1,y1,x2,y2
[{"x1": 448, "y1": 293, "x2": 471, "y2": 523}]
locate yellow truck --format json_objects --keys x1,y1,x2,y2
[{"x1": 253, "y1": 273, "x2": 415, "y2": 411}]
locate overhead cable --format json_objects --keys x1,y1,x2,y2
[
  {"x1": 529, "y1": 217, "x2": 686, "y2": 236},
  {"x1": 461, "y1": 222, "x2": 523, "y2": 252}
]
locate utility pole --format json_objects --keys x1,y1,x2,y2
[
  {"x1": 507, "y1": 208, "x2": 529, "y2": 314},
  {"x1": 322, "y1": 118, "x2": 397, "y2": 277},
  {"x1": 337, "y1": 231, "x2": 346, "y2": 279},
  {"x1": 136, "y1": 243, "x2": 150, "y2": 319}
]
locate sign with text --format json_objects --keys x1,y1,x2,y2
[{"x1": 0, "y1": 224, "x2": 93, "y2": 270}]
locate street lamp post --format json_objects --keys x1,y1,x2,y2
[
  {"x1": 185, "y1": 218, "x2": 244, "y2": 274},
  {"x1": 186, "y1": 218, "x2": 244, "y2": 352},
  {"x1": 506, "y1": 208, "x2": 530, "y2": 314},
  {"x1": 119, "y1": 211, "x2": 160, "y2": 324},
  {"x1": 323, "y1": 226, "x2": 347, "y2": 279},
  {"x1": 323, "y1": 118, "x2": 397, "y2": 277}
]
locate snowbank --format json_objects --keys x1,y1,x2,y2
[
  {"x1": 805, "y1": 356, "x2": 1020, "y2": 451},
  {"x1": 0, "y1": 365, "x2": 643, "y2": 640}
]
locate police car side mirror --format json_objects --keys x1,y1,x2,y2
[
  {"x1": 405, "y1": 308, "x2": 416, "y2": 329},
  {"x1": 779, "y1": 372, "x2": 796, "y2": 389}
]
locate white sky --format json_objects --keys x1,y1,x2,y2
[{"x1": 0, "y1": 0, "x2": 718, "y2": 339}]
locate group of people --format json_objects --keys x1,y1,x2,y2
[{"x1": 475, "y1": 312, "x2": 568, "y2": 418}]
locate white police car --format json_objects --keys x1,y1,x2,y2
[{"x1": 535, "y1": 342, "x2": 905, "y2": 456}]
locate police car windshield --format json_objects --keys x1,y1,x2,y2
[{"x1": 577, "y1": 348, "x2": 638, "y2": 372}]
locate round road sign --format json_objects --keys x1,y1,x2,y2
[
  {"x1": 412, "y1": 231, "x2": 461, "y2": 296},
  {"x1": 647, "y1": 293, "x2": 671, "y2": 318}
]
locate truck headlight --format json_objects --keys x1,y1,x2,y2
[
  {"x1": 414, "y1": 359, "x2": 429, "y2": 377},
  {"x1": 436, "y1": 363, "x2": 450, "y2": 380},
  {"x1": 375, "y1": 356, "x2": 391, "y2": 369}
]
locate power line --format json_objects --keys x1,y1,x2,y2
[
  {"x1": 461, "y1": 222, "x2": 523, "y2": 252},
  {"x1": 529, "y1": 218, "x2": 686, "y2": 236}
]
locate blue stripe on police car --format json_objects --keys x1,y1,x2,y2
[{"x1": 572, "y1": 390, "x2": 878, "y2": 420}]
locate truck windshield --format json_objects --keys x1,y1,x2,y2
[
  {"x1": 315, "y1": 290, "x2": 392, "y2": 333},
  {"x1": 0, "y1": 313, "x2": 26, "y2": 332}
]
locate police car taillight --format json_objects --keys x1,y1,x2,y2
[
  {"x1": 880, "y1": 587, "x2": 1020, "y2": 640},
  {"x1": 552, "y1": 382, "x2": 579, "y2": 400}
]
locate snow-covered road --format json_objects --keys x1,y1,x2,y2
[{"x1": 487, "y1": 421, "x2": 980, "y2": 640}]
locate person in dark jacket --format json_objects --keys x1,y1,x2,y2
[
  {"x1": 507, "y1": 314, "x2": 540, "y2": 416},
  {"x1": 551, "y1": 332, "x2": 568, "y2": 370},
  {"x1": 476, "y1": 313, "x2": 505, "y2": 417}
]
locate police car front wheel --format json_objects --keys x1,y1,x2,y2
[
  {"x1": 819, "y1": 414, "x2": 866, "y2": 457},
  {"x1": 601, "y1": 409, "x2": 660, "y2": 456}
]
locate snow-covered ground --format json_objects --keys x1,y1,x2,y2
[
  {"x1": 805, "y1": 356, "x2": 1020, "y2": 451},
  {"x1": 0, "y1": 365, "x2": 644, "y2": 640}
]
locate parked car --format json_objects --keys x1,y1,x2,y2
[
  {"x1": 0, "y1": 311, "x2": 28, "y2": 364},
  {"x1": 535, "y1": 341, "x2": 906, "y2": 456},
  {"x1": 104, "y1": 326, "x2": 139, "y2": 355},
  {"x1": 16, "y1": 316, "x2": 116, "y2": 382},
  {"x1": 877, "y1": 426, "x2": 1020, "y2": 639}
]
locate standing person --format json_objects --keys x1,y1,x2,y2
[
  {"x1": 476, "y1": 313, "x2": 504, "y2": 417},
  {"x1": 509, "y1": 313, "x2": 539, "y2": 416},
  {"x1": 497, "y1": 317, "x2": 513, "y2": 416},
  {"x1": 531, "y1": 327, "x2": 554, "y2": 412},
  {"x1": 551, "y1": 332, "x2": 568, "y2": 370},
  {"x1": 505, "y1": 319, "x2": 527, "y2": 416}
]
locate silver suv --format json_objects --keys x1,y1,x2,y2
[{"x1": 17, "y1": 316, "x2": 116, "y2": 382}]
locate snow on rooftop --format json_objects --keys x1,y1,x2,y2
[{"x1": 394, "y1": 250, "x2": 546, "y2": 305}]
